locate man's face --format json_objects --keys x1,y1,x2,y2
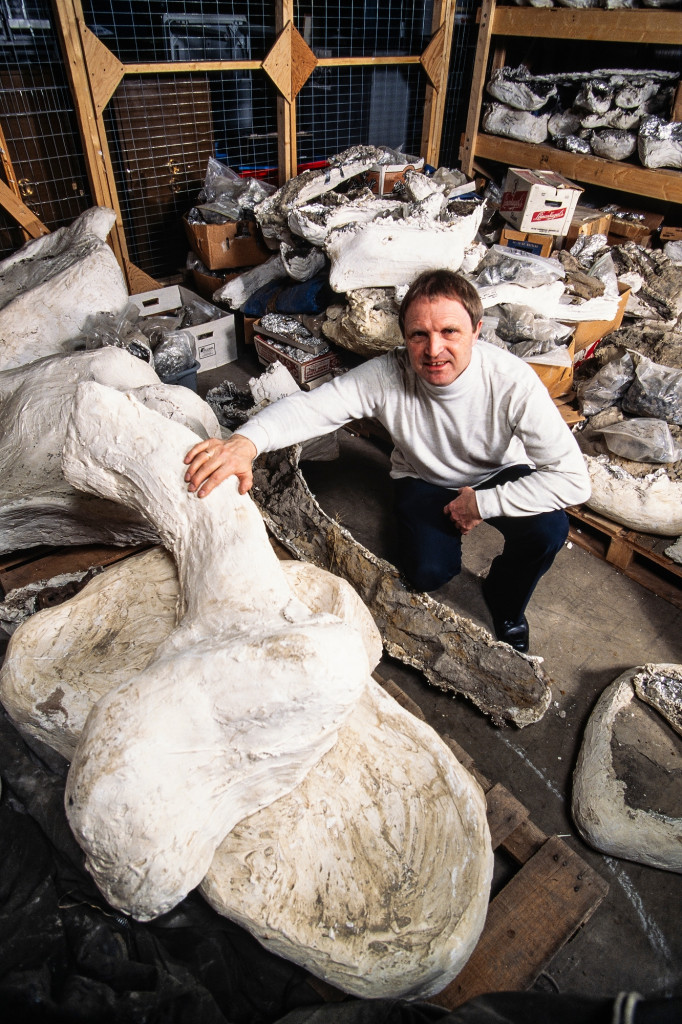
[{"x1": 404, "y1": 294, "x2": 482, "y2": 387}]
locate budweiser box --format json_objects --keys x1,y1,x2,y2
[
  {"x1": 500, "y1": 168, "x2": 583, "y2": 236},
  {"x1": 254, "y1": 332, "x2": 344, "y2": 384}
]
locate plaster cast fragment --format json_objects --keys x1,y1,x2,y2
[
  {"x1": 214, "y1": 255, "x2": 286, "y2": 310},
  {"x1": 0, "y1": 207, "x2": 129, "y2": 372},
  {"x1": 572, "y1": 666, "x2": 682, "y2": 873},
  {"x1": 0, "y1": 348, "x2": 221, "y2": 554},
  {"x1": 583, "y1": 455, "x2": 682, "y2": 535}
]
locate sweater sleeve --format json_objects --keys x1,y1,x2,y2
[
  {"x1": 474, "y1": 377, "x2": 592, "y2": 519},
  {"x1": 235, "y1": 357, "x2": 391, "y2": 456}
]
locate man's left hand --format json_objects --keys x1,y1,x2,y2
[{"x1": 444, "y1": 486, "x2": 482, "y2": 535}]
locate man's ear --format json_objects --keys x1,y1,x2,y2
[{"x1": 473, "y1": 319, "x2": 483, "y2": 341}]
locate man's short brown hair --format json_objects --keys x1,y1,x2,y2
[{"x1": 398, "y1": 270, "x2": 483, "y2": 336}]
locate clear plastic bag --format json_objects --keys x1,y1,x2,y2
[
  {"x1": 189, "y1": 158, "x2": 277, "y2": 224},
  {"x1": 579, "y1": 352, "x2": 634, "y2": 417},
  {"x1": 80, "y1": 305, "x2": 154, "y2": 364},
  {"x1": 622, "y1": 353, "x2": 682, "y2": 425},
  {"x1": 600, "y1": 418, "x2": 682, "y2": 464},
  {"x1": 496, "y1": 304, "x2": 574, "y2": 346},
  {"x1": 152, "y1": 330, "x2": 197, "y2": 379},
  {"x1": 474, "y1": 245, "x2": 565, "y2": 289}
]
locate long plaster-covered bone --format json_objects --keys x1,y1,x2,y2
[
  {"x1": 61, "y1": 382, "x2": 371, "y2": 919},
  {"x1": 0, "y1": 541, "x2": 491, "y2": 997},
  {"x1": 572, "y1": 666, "x2": 682, "y2": 874},
  {"x1": 584, "y1": 454, "x2": 682, "y2": 536},
  {"x1": 0, "y1": 207, "x2": 129, "y2": 371},
  {"x1": 0, "y1": 347, "x2": 221, "y2": 554},
  {"x1": 326, "y1": 202, "x2": 483, "y2": 292}
]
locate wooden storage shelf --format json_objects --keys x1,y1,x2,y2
[
  {"x1": 474, "y1": 134, "x2": 682, "y2": 204},
  {"x1": 460, "y1": 0, "x2": 682, "y2": 206}
]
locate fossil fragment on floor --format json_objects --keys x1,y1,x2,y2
[
  {"x1": 0, "y1": 207, "x2": 129, "y2": 372},
  {"x1": 16, "y1": 382, "x2": 493, "y2": 997},
  {"x1": 572, "y1": 665, "x2": 682, "y2": 874},
  {"x1": 252, "y1": 448, "x2": 551, "y2": 727},
  {"x1": 0, "y1": 347, "x2": 219, "y2": 554}
]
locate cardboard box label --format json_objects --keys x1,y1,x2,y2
[{"x1": 530, "y1": 207, "x2": 570, "y2": 223}]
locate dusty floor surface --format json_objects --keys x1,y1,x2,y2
[{"x1": 201, "y1": 348, "x2": 682, "y2": 1003}]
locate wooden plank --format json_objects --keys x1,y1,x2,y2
[
  {"x1": 485, "y1": 782, "x2": 530, "y2": 851},
  {"x1": 431, "y1": 835, "x2": 609, "y2": 1009},
  {"x1": 493, "y1": 7, "x2": 682, "y2": 46},
  {"x1": 459, "y1": 0, "x2": 495, "y2": 177},
  {"x1": 420, "y1": 0, "x2": 458, "y2": 167},
  {"x1": 473, "y1": 134, "x2": 682, "y2": 204},
  {"x1": 0, "y1": 179, "x2": 49, "y2": 238},
  {"x1": 606, "y1": 535, "x2": 634, "y2": 572},
  {"x1": 0, "y1": 544, "x2": 150, "y2": 595},
  {"x1": 316, "y1": 56, "x2": 421, "y2": 67}
]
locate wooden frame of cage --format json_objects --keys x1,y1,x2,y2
[{"x1": 0, "y1": 0, "x2": 459, "y2": 290}]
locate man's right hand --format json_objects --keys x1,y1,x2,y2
[{"x1": 184, "y1": 434, "x2": 258, "y2": 499}]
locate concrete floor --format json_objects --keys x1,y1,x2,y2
[{"x1": 200, "y1": 350, "x2": 682, "y2": 1002}]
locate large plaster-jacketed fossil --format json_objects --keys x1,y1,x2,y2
[
  {"x1": 326, "y1": 200, "x2": 484, "y2": 292},
  {"x1": 0, "y1": 207, "x2": 129, "y2": 372},
  {"x1": 583, "y1": 454, "x2": 682, "y2": 535},
  {"x1": 6, "y1": 380, "x2": 493, "y2": 996},
  {"x1": 572, "y1": 665, "x2": 682, "y2": 874},
  {"x1": 0, "y1": 346, "x2": 221, "y2": 554}
]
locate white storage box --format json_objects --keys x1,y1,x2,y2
[
  {"x1": 500, "y1": 168, "x2": 583, "y2": 236},
  {"x1": 130, "y1": 284, "x2": 237, "y2": 371}
]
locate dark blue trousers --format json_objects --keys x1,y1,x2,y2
[{"x1": 393, "y1": 465, "x2": 569, "y2": 622}]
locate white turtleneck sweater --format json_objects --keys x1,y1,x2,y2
[{"x1": 237, "y1": 341, "x2": 591, "y2": 519}]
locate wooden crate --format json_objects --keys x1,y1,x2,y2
[{"x1": 567, "y1": 505, "x2": 682, "y2": 611}]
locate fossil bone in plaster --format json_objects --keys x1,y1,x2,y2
[
  {"x1": 251, "y1": 449, "x2": 552, "y2": 727},
  {"x1": 288, "y1": 190, "x2": 404, "y2": 247},
  {"x1": 60, "y1": 382, "x2": 373, "y2": 919},
  {"x1": 0, "y1": 347, "x2": 221, "y2": 554},
  {"x1": 2, "y1": 467, "x2": 492, "y2": 997},
  {"x1": 572, "y1": 666, "x2": 682, "y2": 874},
  {"x1": 584, "y1": 454, "x2": 682, "y2": 536},
  {"x1": 326, "y1": 202, "x2": 483, "y2": 292},
  {"x1": 0, "y1": 207, "x2": 129, "y2": 372}
]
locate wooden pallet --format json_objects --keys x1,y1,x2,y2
[
  {"x1": 0, "y1": 543, "x2": 151, "y2": 606},
  {"x1": 375, "y1": 678, "x2": 609, "y2": 1010},
  {"x1": 567, "y1": 504, "x2": 682, "y2": 611}
]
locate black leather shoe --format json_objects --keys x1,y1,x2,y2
[
  {"x1": 493, "y1": 615, "x2": 529, "y2": 653},
  {"x1": 482, "y1": 579, "x2": 530, "y2": 653}
]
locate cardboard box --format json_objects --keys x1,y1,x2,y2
[
  {"x1": 183, "y1": 215, "x2": 270, "y2": 271},
  {"x1": 129, "y1": 284, "x2": 237, "y2": 371},
  {"x1": 254, "y1": 332, "x2": 344, "y2": 384},
  {"x1": 187, "y1": 268, "x2": 241, "y2": 302},
  {"x1": 570, "y1": 282, "x2": 632, "y2": 352},
  {"x1": 499, "y1": 227, "x2": 554, "y2": 258},
  {"x1": 607, "y1": 208, "x2": 664, "y2": 245},
  {"x1": 500, "y1": 168, "x2": 583, "y2": 236},
  {"x1": 660, "y1": 225, "x2": 682, "y2": 242},
  {"x1": 528, "y1": 340, "x2": 575, "y2": 400},
  {"x1": 365, "y1": 157, "x2": 424, "y2": 196},
  {"x1": 564, "y1": 206, "x2": 612, "y2": 246}
]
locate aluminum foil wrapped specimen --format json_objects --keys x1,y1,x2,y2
[
  {"x1": 481, "y1": 103, "x2": 550, "y2": 144},
  {"x1": 572, "y1": 665, "x2": 682, "y2": 874},
  {"x1": 0, "y1": 207, "x2": 129, "y2": 372},
  {"x1": 19, "y1": 380, "x2": 493, "y2": 997},
  {"x1": 0, "y1": 347, "x2": 220, "y2": 554},
  {"x1": 486, "y1": 66, "x2": 558, "y2": 111},
  {"x1": 587, "y1": 129, "x2": 638, "y2": 161},
  {"x1": 638, "y1": 116, "x2": 682, "y2": 169}
]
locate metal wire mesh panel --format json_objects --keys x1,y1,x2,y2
[
  {"x1": 297, "y1": 64, "x2": 427, "y2": 165},
  {"x1": 82, "y1": 0, "x2": 277, "y2": 63},
  {"x1": 438, "y1": 0, "x2": 479, "y2": 171},
  {"x1": 0, "y1": 0, "x2": 92, "y2": 259},
  {"x1": 293, "y1": 0, "x2": 433, "y2": 59},
  {"x1": 104, "y1": 70, "x2": 279, "y2": 278}
]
